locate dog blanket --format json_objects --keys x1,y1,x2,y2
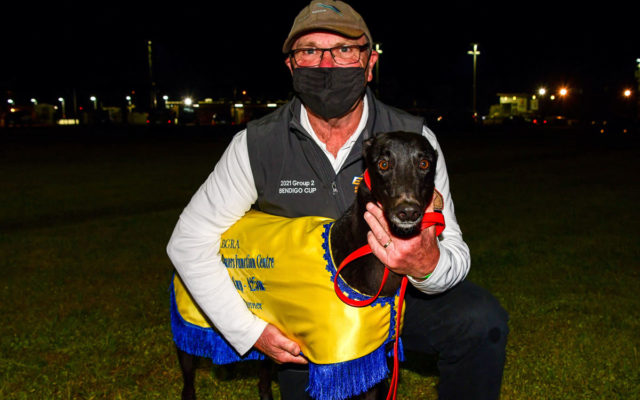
[{"x1": 171, "y1": 210, "x2": 404, "y2": 400}]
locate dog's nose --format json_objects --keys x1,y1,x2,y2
[{"x1": 396, "y1": 205, "x2": 421, "y2": 222}]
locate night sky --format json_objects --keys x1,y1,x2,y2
[{"x1": 2, "y1": 1, "x2": 638, "y2": 115}]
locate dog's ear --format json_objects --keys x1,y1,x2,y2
[{"x1": 362, "y1": 137, "x2": 375, "y2": 157}]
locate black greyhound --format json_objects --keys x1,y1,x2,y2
[{"x1": 176, "y1": 131, "x2": 438, "y2": 400}]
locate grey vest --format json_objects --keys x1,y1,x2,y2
[{"x1": 246, "y1": 89, "x2": 424, "y2": 220}]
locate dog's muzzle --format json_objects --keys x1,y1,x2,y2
[{"x1": 388, "y1": 207, "x2": 423, "y2": 236}]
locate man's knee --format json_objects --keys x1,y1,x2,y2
[
  {"x1": 454, "y1": 282, "x2": 508, "y2": 342},
  {"x1": 403, "y1": 281, "x2": 508, "y2": 353},
  {"x1": 445, "y1": 283, "x2": 509, "y2": 361}
]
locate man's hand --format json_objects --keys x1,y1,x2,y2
[
  {"x1": 364, "y1": 196, "x2": 440, "y2": 280},
  {"x1": 254, "y1": 324, "x2": 308, "y2": 364}
]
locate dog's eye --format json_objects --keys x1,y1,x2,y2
[
  {"x1": 419, "y1": 159, "x2": 430, "y2": 170},
  {"x1": 378, "y1": 160, "x2": 389, "y2": 171}
]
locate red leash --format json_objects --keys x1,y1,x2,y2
[
  {"x1": 333, "y1": 169, "x2": 445, "y2": 399},
  {"x1": 387, "y1": 277, "x2": 407, "y2": 400}
]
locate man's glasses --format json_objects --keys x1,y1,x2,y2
[{"x1": 289, "y1": 44, "x2": 370, "y2": 67}]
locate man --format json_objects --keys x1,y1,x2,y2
[{"x1": 167, "y1": 1, "x2": 508, "y2": 399}]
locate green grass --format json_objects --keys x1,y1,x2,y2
[{"x1": 0, "y1": 126, "x2": 638, "y2": 399}]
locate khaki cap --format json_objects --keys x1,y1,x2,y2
[{"x1": 282, "y1": 0, "x2": 372, "y2": 53}]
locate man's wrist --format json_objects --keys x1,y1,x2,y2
[{"x1": 409, "y1": 272, "x2": 432, "y2": 281}]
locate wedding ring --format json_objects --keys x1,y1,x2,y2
[{"x1": 383, "y1": 239, "x2": 392, "y2": 248}]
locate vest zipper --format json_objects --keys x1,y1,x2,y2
[{"x1": 331, "y1": 181, "x2": 338, "y2": 196}]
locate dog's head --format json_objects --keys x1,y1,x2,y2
[{"x1": 362, "y1": 131, "x2": 438, "y2": 237}]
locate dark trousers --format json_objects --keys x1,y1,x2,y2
[{"x1": 277, "y1": 280, "x2": 509, "y2": 400}]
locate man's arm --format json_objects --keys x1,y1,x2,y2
[
  {"x1": 167, "y1": 130, "x2": 307, "y2": 364},
  {"x1": 365, "y1": 126, "x2": 470, "y2": 294},
  {"x1": 167, "y1": 130, "x2": 266, "y2": 355}
]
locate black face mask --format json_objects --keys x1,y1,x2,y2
[{"x1": 292, "y1": 67, "x2": 367, "y2": 120}]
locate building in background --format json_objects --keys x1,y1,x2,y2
[{"x1": 486, "y1": 93, "x2": 538, "y2": 125}]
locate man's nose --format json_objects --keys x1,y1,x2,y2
[{"x1": 318, "y1": 49, "x2": 336, "y2": 68}]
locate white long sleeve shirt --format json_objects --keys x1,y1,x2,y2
[{"x1": 167, "y1": 103, "x2": 470, "y2": 355}]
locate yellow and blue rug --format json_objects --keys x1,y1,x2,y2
[{"x1": 170, "y1": 210, "x2": 404, "y2": 400}]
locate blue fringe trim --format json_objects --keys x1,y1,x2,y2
[
  {"x1": 169, "y1": 278, "x2": 265, "y2": 364},
  {"x1": 308, "y1": 343, "x2": 389, "y2": 400}
]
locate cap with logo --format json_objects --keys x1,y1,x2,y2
[{"x1": 282, "y1": 0, "x2": 372, "y2": 53}]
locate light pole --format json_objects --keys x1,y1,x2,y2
[
  {"x1": 537, "y1": 88, "x2": 547, "y2": 118},
  {"x1": 374, "y1": 43, "x2": 383, "y2": 97},
  {"x1": 90, "y1": 96, "x2": 97, "y2": 111},
  {"x1": 148, "y1": 40, "x2": 157, "y2": 110},
  {"x1": 623, "y1": 89, "x2": 633, "y2": 120},
  {"x1": 58, "y1": 97, "x2": 66, "y2": 118},
  {"x1": 558, "y1": 87, "x2": 568, "y2": 117},
  {"x1": 635, "y1": 58, "x2": 640, "y2": 120},
  {"x1": 467, "y1": 43, "x2": 481, "y2": 117}
]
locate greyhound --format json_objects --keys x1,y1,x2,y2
[{"x1": 175, "y1": 131, "x2": 439, "y2": 400}]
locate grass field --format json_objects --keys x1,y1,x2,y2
[{"x1": 1, "y1": 125, "x2": 638, "y2": 399}]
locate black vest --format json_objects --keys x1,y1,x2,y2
[{"x1": 247, "y1": 89, "x2": 424, "y2": 219}]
